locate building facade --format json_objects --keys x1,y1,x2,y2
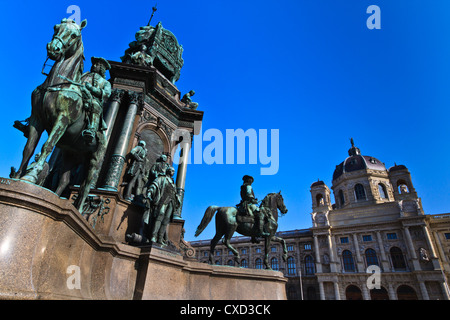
[{"x1": 190, "y1": 141, "x2": 450, "y2": 300}]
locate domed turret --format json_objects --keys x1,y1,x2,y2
[
  {"x1": 331, "y1": 139, "x2": 394, "y2": 209},
  {"x1": 388, "y1": 163, "x2": 418, "y2": 200},
  {"x1": 333, "y1": 138, "x2": 386, "y2": 181}
]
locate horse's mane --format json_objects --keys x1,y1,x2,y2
[{"x1": 261, "y1": 193, "x2": 277, "y2": 207}]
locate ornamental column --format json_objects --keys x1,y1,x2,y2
[
  {"x1": 440, "y1": 282, "x2": 450, "y2": 300},
  {"x1": 313, "y1": 235, "x2": 323, "y2": 273},
  {"x1": 173, "y1": 131, "x2": 192, "y2": 220},
  {"x1": 102, "y1": 91, "x2": 142, "y2": 191},
  {"x1": 103, "y1": 88, "x2": 125, "y2": 144},
  {"x1": 333, "y1": 281, "x2": 341, "y2": 300},
  {"x1": 376, "y1": 231, "x2": 390, "y2": 272},
  {"x1": 422, "y1": 225, "x2": 441, "y2": 270},
  {"x1": 318, "y1": 281, "x2": 325, "y2": 300},
  {"x1": 433, "y1": 231, "x2": 450, "y2": 271},
  {"x1": 403, "y1": 226, "x2": 420, "y2": 271},
  {"x1": 328, "y1": 233, "x2": 338, "y2": 273},
  {"x1": 418, "y1": 281, "x2": 430, "y2": 300},
  {"x1": 361, "y1": 283, "x2": 370, "y2": 300},
  {"x1": 388, "y1": 283, "x2": 397, "y2": 300},
  {"x1": 352, "y1": 233, "x2": 364, "y2": 272}
]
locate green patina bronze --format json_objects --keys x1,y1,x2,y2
[
  {"x1": 11, "y1": 18, "x2": 111, "y2": 213},
  {"x1": 125, "y1": 154, "x2": 181, "y2": 246},
  {"x1": 121, "y1": 22, "x2": 184, "y2": 83},
  {"x1": 195, "y1": 176, "x2": 289, "y2": 270}
]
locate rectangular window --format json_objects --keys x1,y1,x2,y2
[
  {"x1": 387, "y1": 233, "x2": 397, "y2": 240},
  {"x1": 362, "y1": 235, "x2": 372, "y2": 242},
  {"x1": 340, "y1": 237, "x2": 349, "y2": 244},
  {"x1": 304, "y1": 243, "x2": 312, "y2": 250},
  {"x1": 255, "y1": 247, "x2": 261, "y2": 253},
  {"x1": 445, "y1": 233, "x2": 450, "y2": 240},
  {"x1": 271, "y1": 246, "x2": 277, "y2": 252},
  {"x1": 287, "y1": 245, "x2": 294, "y2": 252}
]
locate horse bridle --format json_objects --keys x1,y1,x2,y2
[
  {"x1": 40, "y1": 36, "x2": 83, "y2": 99},
  {"x1": 42, "y1": 30, "x2": 80, "y2": 76}
]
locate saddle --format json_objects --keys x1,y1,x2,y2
[
  {"x1": 236, "y1": 202, "x2": 256, "y2": 224},
  {"x1": 236, "y1": 215, "x2": 255, "y2": 224}
]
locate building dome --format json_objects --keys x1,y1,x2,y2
[
  {"x1": 311, "y1": 180, "x2": 325, "y2": 188},
  {"x1": 332, "y1": 139, "x2": 386, "y2": 181},
  {"x1": 388, "y1": 164, "x2": 407, "y2": 172}
]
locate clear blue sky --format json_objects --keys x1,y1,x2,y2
[{"x1": 1, "y1": 1, "x2": 450, "y2": 242}]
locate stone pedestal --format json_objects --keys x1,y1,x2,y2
[
  {"x1": 0, "y1": 179, "x2": 287, "y2": 300},
  {"x1": 134, "y1": 246, "x2": 287, "y2": 300},
  {"x1": 0, "y1": 178, "x2": 139, "y2": 300}
]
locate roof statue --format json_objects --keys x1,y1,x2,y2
[{"x1": 121, "y1": 17, "x2": 184, "y2": 83}]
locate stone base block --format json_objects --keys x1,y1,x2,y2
[{"x1": 0, "y1": 178, "x2": 287, "y2": 300}]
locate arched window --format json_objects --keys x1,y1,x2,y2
[
  {"x1": 307, "y1": 286, "x2": 317, "y2": 300},
  {"x1": 255, "y1": 258, "x2": 263, "y2": 269},
  {"x1": 287, "y1": 257, "x2": 296, "y2": 275},
  {"x1": 397, "y1": 180, "x2": 409, "y2": 194},
  {"x1": 378, "y1": 183, "x2": 388, "y2": 199},
  {"x1": 345, "y1": 285, "x2": 363, "y2": 300},
  {"x1": 316, "y1": 194, "x2": 324, "y2": 206},
  {"x1": 390, "y1": 247, "x2": 406, "y2": 270},
  {"x1": 271, "y1": 257, "x2": 279, "y2": 271},
  {"x1": 305, "y1": 255, "x2": 315, "y2": 275},
  {"x1": 241, "y1": 259, "x2": 248, "y2": 268},
  {"x1": 338, "y1": 190, "x2": 345, "y2": 207},
  {"x1": 365, "y1": 248, "x2": 379, "y2": 267},
  {"x1": 342, "y1": 250, "x2": 355, "y2": 272},
  {"x1": 397, "y1": 285, "x2": 418, "y2": 300},
  {"x1": 354, "y1": 184, "x2": 366, "y2": 200},
  {"x1": 227, "y1": 260, "x2": 234, "y2": 266},
  {"x1": 370, "y1": 286, "x2": 390, "y2": 300},
  {"x1": 287, "y1": 286, "x2": 298, "y2": 300}
]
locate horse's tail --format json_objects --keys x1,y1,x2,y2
[{"x1": 195, "y1": 206, "x2": 220, "y2": 237}]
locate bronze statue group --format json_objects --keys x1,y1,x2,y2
[{"x1": 124, "y1": 148, "x2": 181, "y2": 246}]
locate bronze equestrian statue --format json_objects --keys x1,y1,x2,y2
[
  {"x1": 195, "y1": 175, "x2": 288, "y2": 269},
  {"x1": 11, "y1": 18, "x2": 110, "y2": 213}
]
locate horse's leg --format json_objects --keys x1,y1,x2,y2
[
  {"x1": 264, "y1": 235, "x2": 272, "y2": 270},
  {"x1": 272, "y1": 235, "x2": 287, "y2": 262},
  {"x1": 224, "y1": 225, "x2": 240, "y2": 266},
  {"x1": 54, "y1": 152, "x2": 75, "y2": 196},
  {"x1": 209, "y1": 232, "x2": 223, "y2": 265},
  {"x1": 22, "y1": 113, "x2": 70, "y2": 183},
  {"x1": 74, "y1": 133, "x2": 107, "y2": 212},
  {"x1": 13, "y1": 116, "x2": 43, "y2": 179}
]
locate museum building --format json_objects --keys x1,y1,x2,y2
[{"x1": 190, "y1": 141, "x2": 450, "y2": 300}]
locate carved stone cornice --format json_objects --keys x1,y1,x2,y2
[{"x1": 109, "y1": 60, "x2": 203, "y2": 126}]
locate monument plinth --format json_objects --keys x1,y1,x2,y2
[{"x1": 0, "y1": 179, "x2": 287, "y2": 300}]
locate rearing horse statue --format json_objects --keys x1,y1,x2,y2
[
  {"x1": 12, "y1": 19, "x2": 106, "y2": 213},
  {"x1": 195, "y1": 192, "x2": 288, "y2": 270}
]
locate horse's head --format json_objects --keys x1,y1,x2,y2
[
  {"x1": 261, "y1": 191, "x2": 288, "y2": 220},
  {"x1": 275, "y1": 191, "x2": 288, "y2": 215},
  {"x1": 47, "y1": 18, "x2": 87, "y2": 61}
]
